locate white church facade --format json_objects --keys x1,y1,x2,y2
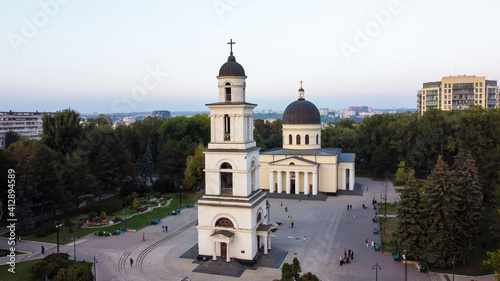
[
  {"x1": 258, "y1": 86, "x2": 356, "y2": 195},
  {"x1": 197, "y1": 41, "x2": 272, "y2": 264}
]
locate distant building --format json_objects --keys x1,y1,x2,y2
[
  {"x1": 152, "y1": 110, "x2": 171, "y2": 119},
  {"x1": 417, "y1": 75, "x2": 499, "y2": 114},
  {"x1": 123, "y1": 116, "x2": 136, "y2": 125},
  {"x1": 319, "y1": 108, "x2": 329, "y2": 116},
  {"x1": 348, "y1": 106, "x2": 369, "y2": 114},
  {"x1": 0, "y1": 111, "x2": 45, "y2": 149}
]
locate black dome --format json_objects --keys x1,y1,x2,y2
[
  {"x1": 283, "y1": 98, "x2": 321, "y2": 125},
  {"x1": 219, "y1": 55, "x2": 245, "y2": 77}
]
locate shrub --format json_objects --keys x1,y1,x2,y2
[
  {"x1": 31, "y1": 253, "x2": 72, "y2": 278},
  {"x1": 100, "y1": 211, "x2": 107, "y2": 219}
]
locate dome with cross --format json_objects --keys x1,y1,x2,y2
[
  {"x1": 218, "y1": 39, "x2": 246, "y2": 77},
  {"x1": 283, "y1": 82, "x2": 321, "y2": 125}
]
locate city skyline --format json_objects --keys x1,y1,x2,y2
[{"x1": 1, "y1": 0, "x2": 499, "y2": 113}]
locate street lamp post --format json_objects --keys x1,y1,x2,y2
[
  {"x1": 452, "y1": 255, "x2": 455, "y2": 281},
  {"x1": 123, "y1": 208, "x2": 127, "y2": 229},
  {"x1": 71, "y1": 235, "x2": 76, "y2": 262},
  {"x1": 384, "y1": 180, "x2": 387, "y2": 235},
  {"x1": 55, "y1": 222, "x2": 63, "y2": 253},
  {"x1": 93, "y1": 256, "x2": 98, "y2": 281},
  {"x1": 179, "y1": 185, "x2": 184, "y2": 209},
  {"x1": 372, "y1": 262, "x2": 381, "y2": 281},
  {"x1": 403, "y1": 250, "x2": 407, "y2": 281},
  {"x1": 159, "y1": 202, "x2": 162, "y2": 220},
  {"x1": 63, "y1": 219, "x2": 66, "y2": 244}
]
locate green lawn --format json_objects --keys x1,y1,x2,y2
[
  {"x1": 0, "y1": 259, "x2": 92, "y2": 281},
  {"x1": 378, "y1": 217, "x2": 398, "y2": 253},
  {"x1": 377, "y1": 203, "x2": 398, "y2": 216},
  {"x1": 0, "y1": 249, "x2": 26, "y2": 257},
  {"x1": 17, "y1": 193, "x2": 198, "y2": 244}
]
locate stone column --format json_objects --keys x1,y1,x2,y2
[
  {"x1": 264, "y1": 235, "x2": 268, "y2": 255},
  {"x1": 226, "y1": 242, "x2": 231, "y2": 262},
  {"x1": 295, "y1": 171, "x2": 300, "y2": 194},
  {"x1": 213, "y1": 241, "x2": 217, "y2": 261},
  {"x1": 349, "y1": 168, "x2": 354, "y2": 190},
  {"x1": 342, "y1": 168, "x2": 346, "y2": 190},
  {"x1": 304, "y1": 172, "x2": 309, "y2": 195},
  {"x1": 312, "y1": 171, "x2": 318, "y2": 195},
  {"x1": 277, "y1": 171, "x2": 283, "y2": 193},
  {"x1": 286, "y1": 171, "x2": 291, "y2": 194},
  {"x1": 268, "y1": 233, "x2": 272, "y2": 250},
  {"x1": 269, "y1": 170, "x2": 274, "y2": 193}
]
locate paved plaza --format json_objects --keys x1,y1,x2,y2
[{"x1": 1, "y1": 178, "x2": 495, "y2": 281}]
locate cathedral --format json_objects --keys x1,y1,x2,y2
[{"x1": 196, "y1": 40, "x2": 355, "y2": 265}]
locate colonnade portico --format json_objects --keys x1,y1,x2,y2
[
  {"x1": 268, "y1": 168, "x2": 318, "y2": 195},
  {"x1": 340, "y1": 167, "x2": 355, "y2": 190}
]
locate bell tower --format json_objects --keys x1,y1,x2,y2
[{"x1": 197, "y1": 40, "x2": 271, "y2": 264}]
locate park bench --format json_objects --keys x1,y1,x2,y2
[
  {"x1": 374, "y1": 243, "x2": 381, "y2": 251},
  {"x1": 151, "y1": 219, "x2": 160, "y2": 225},
  {"x1": 172, "y1": 209, "x2": 180, "y2": 215},
  {"x1": 392, "y1": 251, "x2": 400, "y2": 261},
  {"x1": 373, "y1": 228, "x2": 379, "y2": 234},
  {"x1": 187, "y1": 203, "x2": 194, "y2": 208},
  {"x1": 372, "y1": 216, "x2": 378, "y2": 223}
]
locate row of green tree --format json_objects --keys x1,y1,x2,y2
[{"x1": 0, "y1": 109, "x2": 210, "y2": 233}]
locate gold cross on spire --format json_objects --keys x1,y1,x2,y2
[{"x1": 299, "y1": 80, "x2": 303, "y2": 89}]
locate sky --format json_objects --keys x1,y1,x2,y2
[{"x1": 1, "y1": 0, "x2": 499, "y2": 114}]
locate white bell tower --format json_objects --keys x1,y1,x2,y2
[{"x1": 197, "y1": 40, "x2": 271, "y2": 264}]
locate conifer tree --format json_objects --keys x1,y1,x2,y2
[
  {"x1": 397, "y1": 169, "x2": 424, "y2": 259},
  {"x1": 423, "y1": 155, "x2": 461, "y2": 266},
  {"x1": 453, "y1": 150, "x2": 482, "y2": 265}
]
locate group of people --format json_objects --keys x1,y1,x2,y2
[
  {"x1": 339, "y1": 248, "x2": 354, "y2": 266},
  {"x1": 366, "y1": 239, "x2": 376, "y2": 248},
  {"x1": 287, "y1": 215, "x2": 294, "y2": 228},
  {"x1": 346, "y1": 204, "x2": 353, "y2": 210}
]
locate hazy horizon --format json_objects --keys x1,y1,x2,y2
[{"x1": 2, "y1": 0, "x2": 499, "y2": 113}]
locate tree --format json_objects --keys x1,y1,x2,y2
[
  {"x1": 31, "y1": 253, "x2": 72, "y2": 279},
  {"x1": 4, "y1": 131, "x2": 21, "y2": 148},
  {"x1": 53, "y1": 266, "x2": 93, "y2": 281},
  {"x1": 42, "y1": 109, "x2": 82, "y2": 155},
  {"x1": 423, "y1": 155, "x2": 461, "y2": 266},
  {"x1": 453, "y1": 150, "x2": 482, "y2": 265},
  {"x1": 397, "y1": 169, "x2": 425, "y2": 259},
  {"x1": 184, "y1": 143, "x2": 206, "y2": 190},
  {"x1": 300, "y1": 272, "x2": 321, "y2": 281},
  {"x1": 136, "y1": 146, "x2": 154, "y2": 186},
  {"x1": 484, "y1": 250, "x2": 500, "y2": 281},
  {"x1": 395, "y1": 161, "x2": 409, "y2": 185}
]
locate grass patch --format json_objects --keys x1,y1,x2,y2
[
  {"x1": 378, "y1": 217, "x2": 398, "y2": 253},
  {"x1": 0, "y1": 249, "x2": 26, "y2": 257},
  {"x1": 377, "y1": 203, "x2": 398, "y2": 216},
  {"x1": 14, "y1": 193, "x2": 198, "y2": 244},
  {"x1": 0, "y1": 259, "x2": 93, "y2": 281}
]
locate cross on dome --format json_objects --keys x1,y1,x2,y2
[
  {"x1": 227, "y1": 39, "x2": 236, "y2": 55},
  {"x1": 298, "y1": 80, "x2": 305, "y2": 99}
]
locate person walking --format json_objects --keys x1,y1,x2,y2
[
  {"x1": 348, "y1": 249, "x2": 351, "y2": 257},
  {"x1": 344, "y1": 248, "x2": 347, "y2": 257},
  {"x1": 303, "y1": 236, "x2": 306, "y2": 243},
  {"x1": 281, "y1": 201, "x2": 283, "y2": 207},
  {"x1": 350, "y1": 204, "x2": 352, "y2": 210},
  {"x1": 130, "y1": 257, "x2": 133, "y2": 266},
  {"x1": 366, "y1": 239, "x2": 369, "y2": 247},
  {"x1": 371, "y1": 240, "x2": 375, "y2": 248},
  {"x1": 165, "y1": 225, "x2": 168, "y2": 232},
  {"x1": 347, "y1": 204, "x2": 349, "y2": 210},
  {"x1": 351, "y1": 250, "x2": 354, "y2": 260},
  {"x1": 285, "y1": 206, "x2": 288, "y2": 212},
  {"x1": 340, "y1": 256, "x2": 343, "y2": 266},
  {"x1": 142, "y1": 234, "x2": 145, "y2": 242},
  {"x1": 291, "y1": 221, "x2": 294, "y2": 228},
  {"x1": 41, "y1": 246, "x2": 45, "y2": 255},
  {"x1": 162, "y1": 225, "x2": 165, "y2": 232}
]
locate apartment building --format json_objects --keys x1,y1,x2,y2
[
  {"x1": 0, "y1": 111, "x2": 45, "y2": 148},
  {"x1": 417, "y1": 75, "x2": 499, "y2": 114}
]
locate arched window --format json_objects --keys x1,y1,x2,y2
[
  {"x1": 220, "y1": 162, "x2": 233, "y2": 195},
  {"x1": 316, "y1": 134, "x2": 319, "y2": 144},
  {"x1": 305, "y1": 134, "x2": 309, "y2": 145},
  {"x1": 225, "y1": 82, "x2": 231, "y2": 102},
  {"x1": 296, "y1": 134, "x2": 301, "y2": 145},
  {"x1": 215, "y1": 217, "x2": 234, "y2": 228},
  {"x1": 289, "y1": 134, "x2": 293, "y2": 145},
  {"x1": 257, "y1": 212, "x2": 262, "y2": 224}
]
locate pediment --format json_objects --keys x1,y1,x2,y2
[{"x1": 269, "y1": 156, "x2": 318, "y2": 167}]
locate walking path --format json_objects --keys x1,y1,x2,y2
[{"x1": 1, "y1": 178, "x2": 495, "y2": 281}]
